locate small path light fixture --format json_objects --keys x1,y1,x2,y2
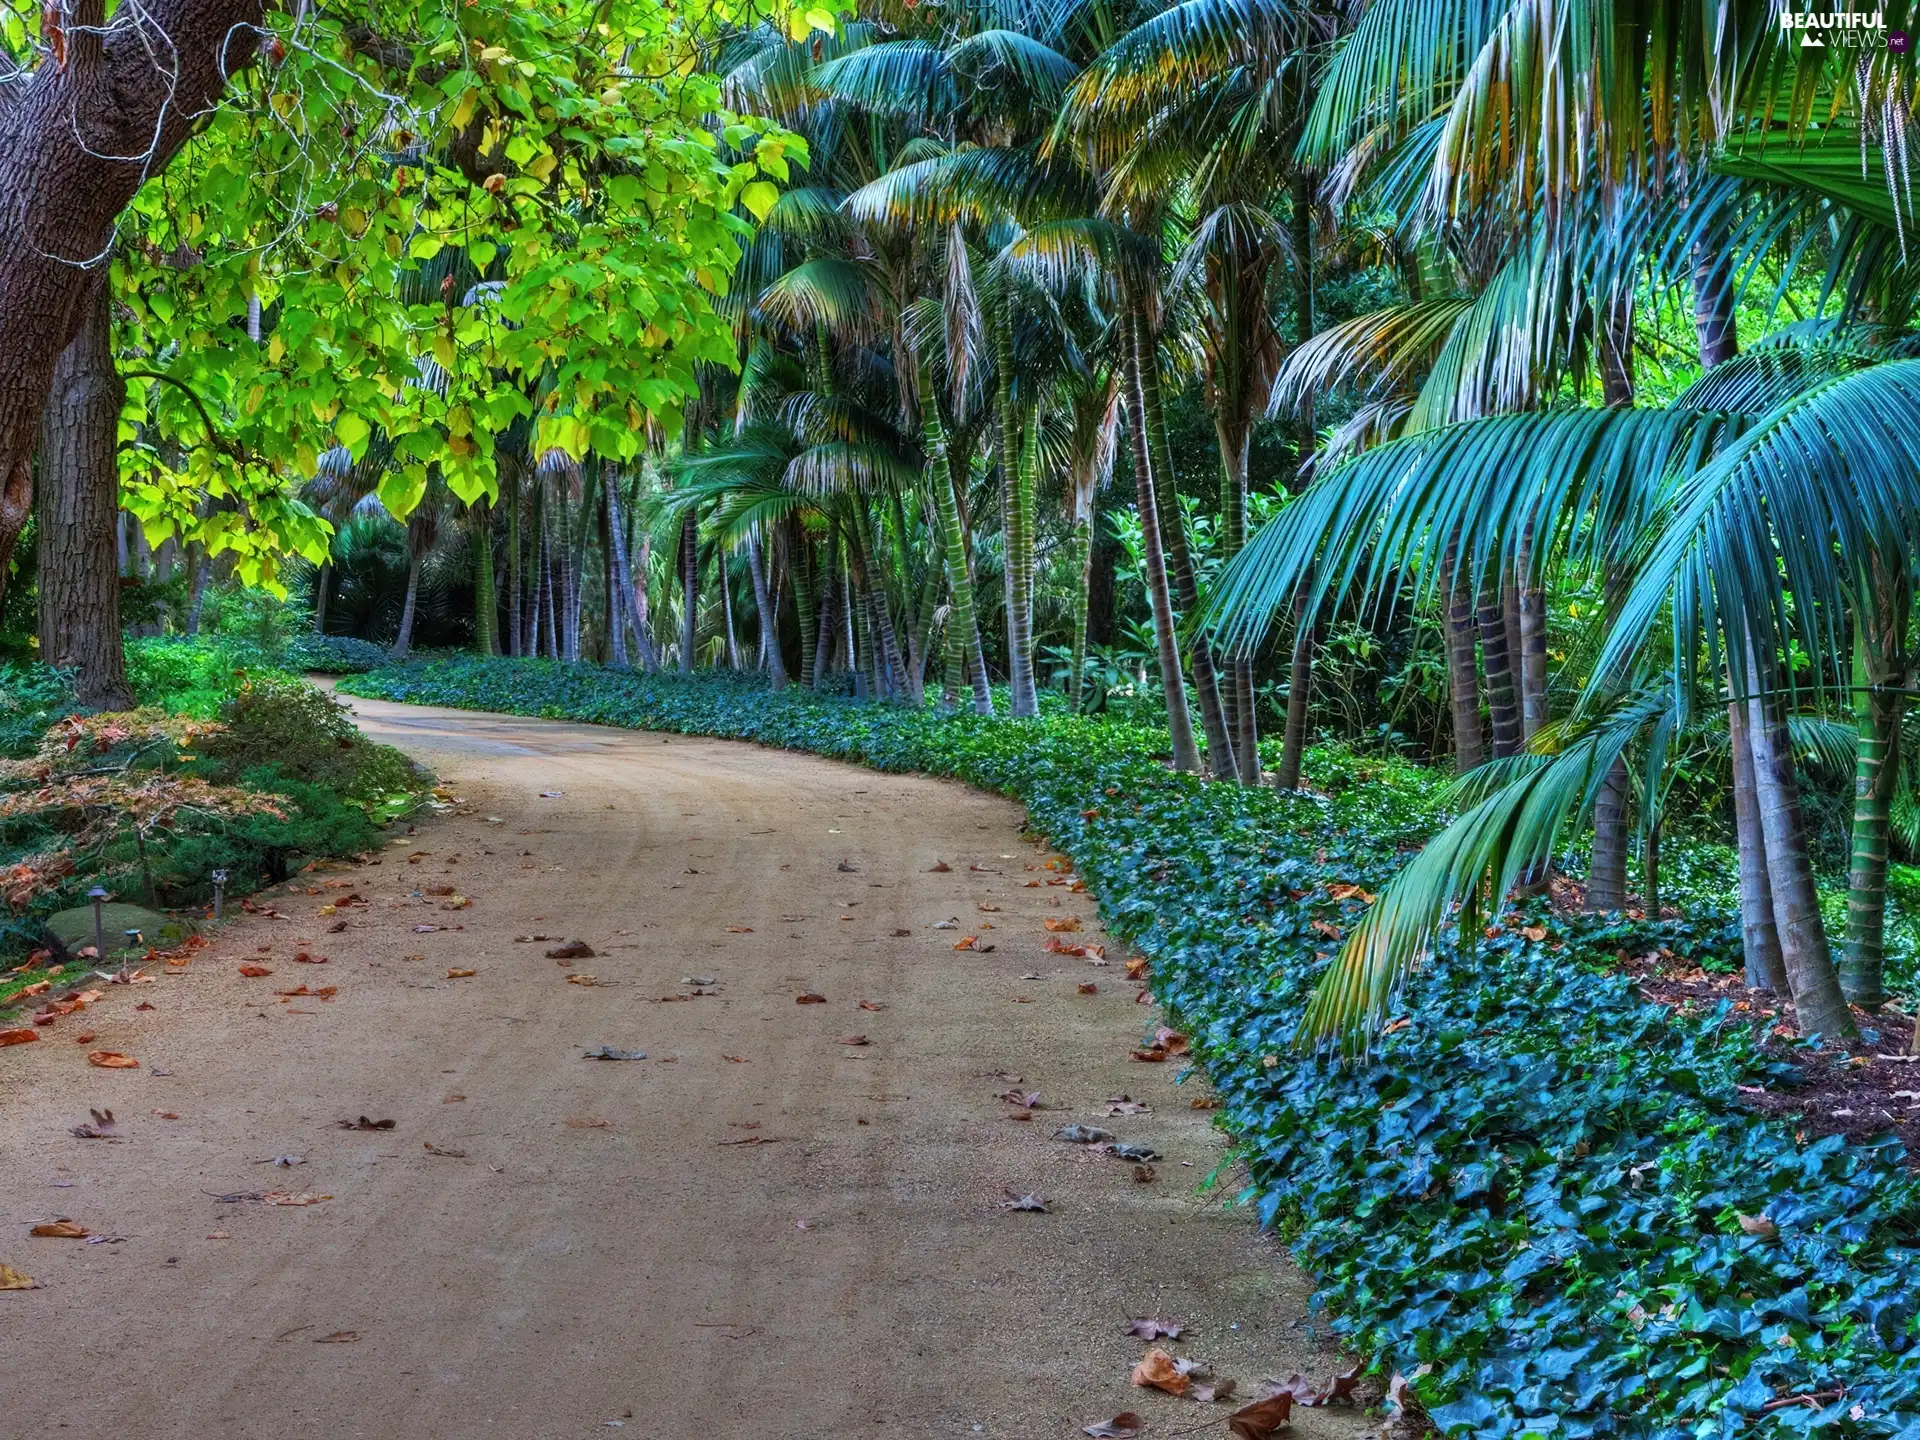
[
  {"x1": 212, "y1": 868, "x2": 229, "y2": 922},
  {"x1": 87, "y1": 886, "x2": 107, "y2": 962}
]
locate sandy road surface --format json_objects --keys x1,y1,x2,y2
[{"x1": 0, "y1": 696, "x2": 1361, "y2": 1440}]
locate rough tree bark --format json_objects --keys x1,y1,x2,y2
[
  {"x1": 36, "y1": 276, "x2": 133, "y2": 709},
  {"x1": 0, "y1": 0, "x2": 263, "y2": 572}
]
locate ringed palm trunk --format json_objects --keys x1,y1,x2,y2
[
  {"x1": 1747, "y1": 672, "x2": 1856, "y2": 1040},
  {"x1": 786, "y1": 522, "x2": 818, "y2": 691},
  {"x1": 678, "y1": 511, "x2": 697, "y2": 673},
  {"x1": 506, "y1": 466, "x2": 523, "y2": 657},
  {"x1": 1069, "y1": 512, "x2": 1092, "y2": 713},
  {"x1": 472, "y1": 503, "x2": 499, "y2": 656},
  {"x1": 1133, "y1": 305, "x2": 1234, "y2": 776},
  {"x1": 993, "y1": 305, "x2": 1039, "y2": 718},
  {"x1": 1277, "y1": 168, "x2": 1319, "y2": 790},
  {"x1": 1216, "y1": 413, "x2": 1258, "y2": 783},
  {"x1": 1441, "y1": 545, "x2": 1484, "y2": 774},
  {"x1": 1843, "y1": 578, "x2": 1908, "y2": 1008},
  {"x1": 1728, "y1": 687, "x2": 1790, "y2": 992},
  {"x1": 1478, "y1": 584, "x2": 1522, "y2": 759},
  {"x1": 36, "y1": 274, "x2": 132, "y2": 710},
  {"x1": 918, "y1": 356, "x2": 989, "y2": 713},
  {"x1": 1125, "y1": 394, "x2": 1200, "y2": 773}
]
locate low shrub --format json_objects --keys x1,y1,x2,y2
[{"x1": 343, "y1": 655, "x2": 1920, "y2": 1439}]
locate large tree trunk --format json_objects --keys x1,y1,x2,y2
[
  {"x1": 1843, "y1": 576, "x2": 1908, "y2": 1009},
  {"x1": 0, "y1": 0, "x2": 262, "y2": 573},
  {"x1": 1728, "y1": 691, "x2": 1789, "y2": 993},
  {"x1": 1124, "y1": 392, "x2": 1200, "y2": 773},
  {"x1": 36, "y1": 276, "x2": 132, "y2": 710},
  {"x1": 1134, "y1": 305, "x2": 1234, "y2": 776},
  {"x1": 1748, "y1": 677, "x2": 1857, "y2": 1040}
]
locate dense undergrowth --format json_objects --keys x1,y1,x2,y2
[
  {"x1": 341, "y1": 655, "x2": 1920, "y2": 1439},
  {"x1": 0, "y1": 644, "x2": 424, "y2": 1011}
]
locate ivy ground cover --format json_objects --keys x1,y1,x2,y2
[{"x1": 342, "y1": 657, "x2": 1920, "y2": 1439}]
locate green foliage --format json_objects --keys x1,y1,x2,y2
[
  {"x1": 343, "y1": 656, "x2": 1920, "y2": 1438},
  {"x1": 0, "y1": 662, "x2": 78, "y2": 757},
  {"x1": 204, "y1": 678, "x2": 419, "y2": 803}
]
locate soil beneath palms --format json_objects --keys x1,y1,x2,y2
[{"x1": 0, "y1": 695, "x2": 1366, "y2": 1440}]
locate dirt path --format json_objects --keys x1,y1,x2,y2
[{"x1": 0, "y1": 697, "x2": 1362, "y2": 1440}]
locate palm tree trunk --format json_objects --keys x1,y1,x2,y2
[
  {"x1": 506, "y1": 468, "x2": 524, "y2": 658},
  {"x1": 1133, "y1": 305, "x2": 1234, "y2": 775},
  {"x1": 186, "y1": 544, "x2": 211, "y2": 636},
  {"x1": 1216, "y1": 412, "x2": 1258, "y2": 783},
  {"x1": 1843, "y1": 581, "x2": 1907, "y2": 1008},
  {"x1": 393, "y1": 552, "x2": 422, "y2": 660},
  {"x1": 1442, "y1": 546, "x2": 1484, "y2": 774},
  {"x1": 1275, "y1": 591, "x2": 1315, "y2": 790},
  {"x1": 634, "y1": 531, "x2": 658, "y2": 673},
  {"x1": 605, "y1": 472, "x2": 637, "y2": 669},
  {"x1": 918, "y1": 358, "x2": 987, "y2": 712},
  {"x1": 473, "y1": 504, "x2": 499, "y2": 656},
  {"x1": 1728, "y1": 691, "x2": 1789, "y2": 992},
  {"x1": 748, "y1": 530, "x2": 786, "y2": 688},
  {"x1": 1478, "y1": 585, "x2": 1521, "y2": 758},
  {"x1": 994, "y1": 301, "x2": 1039, "y2": 718},
  {"x1": 1517, "y1": 527, "x2": 1548, "y2": 739},
  {"x1": 1124, "y1": 389, "x2": 1200, "y2": 773},
  {"x1": 787, "y1": 523, "x2": 817, "y2": 689},
  {"x1": 1748, "y1": 677, "x2": 1857, "y2": 1039},
  {"x1": 721, "y1": 549, "x2": 740, "y2": 670},
  {"x1": 678, "y1": 511, "x2": 697, "y2": 673},
  {"x1": 1069, "y1": 513, "x2": 1092, "y2": 712},
  {"x1": 853, "y1": 508, "x2": 910, "y2": 700},
  {"x1": 812, "y1": 568, "x2": 838, "y2": 691},
  {"x1": 1277, "y1": 168, "x2": 1319, "y2": 790}
]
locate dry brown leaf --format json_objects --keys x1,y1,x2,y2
[
  {"x1": 857, "y1": 999, "x2": 884, "y2": 1011},
  {"x1": 86, "y1": 1050, "x2": 138, "y2": 1069},
  {"x1": 1078, "y1": 982, "x2": 1098, "y2": 995},
  {"x1": 0, "y1": 1028, "x2": 38, "y2": 1046},
  {"x1": 1125, "y1": 958, "x2": 1149, "y2": 980},
  {"x1": 795, "y1": 992, "x2": 827, "y2": 1004},
  {"x1": 1042, "y1": 916, "x2": 1083, "y2": 932},
  {"x1": 1131, "y1": 1347, "x2": 1189, "y2": 1396},
  {"x1": 1130, "y1": 1047, "x2": 1167, "y2": 1063},
  {"x1": 1228, "y1": 1392, "x2": 1294, "y2": 1439},
  {"x1": 928, "y1": 861, "x2": 951, "y2": 872},
  {"x1": 1126, "y1": 1318, "x2": 1183, "y2": 1340},
  {"x1": 237, "y1": 963, "x2": 273, "y2": 978},
  {"x1": 314, "y1": 1330, "x2": 360, "y2": 1343},
  {"x1": 1154, "y1": 1026, "x2": 1190, "y2": 1056},
  {"x1": 446, "y1": 967, "x2": 476, "y2": 979},
  {"x1": 1081, "y1": 1417, "x2": 1142, "y2": 1439},
  {"x1": 725, "y1": 925, "x2": 754, "y2": 933},
  {"x1": 260, "y1": 1192, "x2": 332, "y2": 1206},
  {"x1": 836, "y1": 1035, "x2": 870, "y2": 1046},
  {"x1": 30, "y1": 1220, "x2": 89, "y2": 1238},
  {"x1": 1737, "y1": 1212, "x2": 1779, "y2": 1240},
  {"x1": 0, "y1": 1262, "x2": 36, "y2": 1289}
]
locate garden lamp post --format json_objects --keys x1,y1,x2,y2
[
  {"x1": 87, "y1": 886, "x2": 107, "y2": 962},
  {"x1": 212, "y1": 869, "x2": 229, "y2": 922}
]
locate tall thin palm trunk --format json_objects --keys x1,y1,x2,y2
[
  {"x1": 506, "y1": 467, "x2": 524, "y2": 657},
  {"x1": 1728, "y1": 687, "x2": 1789, "y2": 992},
  {"x1": 1277, "y1": 168, "x2": 1319, "y2": 789},
  {"x1": 993, "y1": 300, "x2": 1039, "y2": 717},
  {"x1": 1216, "y1": 411, "x2": 1258, "y2": 782},
  {"x1": 393, "y1": 550, "x2": 422, "y2": 660},
  {"x1": 1124, "y1": 392, "x2": 1200, "y2": 772},
  {"x1": 1069, "y1": 513, "x2": 1092, "y2": 712},
  {"x1": 1843, "y1": 575, "x2": 1908, "y2": 1008},
  {"x1": 678, "y1": 511, "x2": 698, "y2": 673},
  {"x1": 919, "y1": 357, "x2": 989, "y2": 712},
  {"x1": 472, "y1": 504, "x2": 498, "y2": 655},
  {"x1": 812, "y1": 567, "x2": 838, "y2": 691},
  {"x1": 1747, "y1": 672, "x2": 1856, "y2": 1039},
  {"x1": 787, "y1": 523, "x2": 817, "y2": 689},
  {"x1": 1133, "y1": 305, "x2": 1234, "y2": 775},
  {"x1": 748, "y1": 530, "x2": 785, "y2": 688},
  {"x1": 1442, "y1": 545, "x2": 1484, "y2": 774},
  {"x1": 1516, "y1": 527, "x2": 1547, "y2": 739},
  {"x1": 1478, "y1": 584, "x2": 1521, "y2": 758}
]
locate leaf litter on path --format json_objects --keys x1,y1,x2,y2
[
  {"x1": 0, "y1": 1263, "x2": 37, "y2": 1290},
  {"x1": 1000, "y1": 1189, "x2": 1048, "y2": 1213},
  {"x1": 582, "y1": 1046, "x2": 646, "y2": 1061},
  {"x1": 1081, "y1": 1417, "x2": 1142, "y2": 1438}
]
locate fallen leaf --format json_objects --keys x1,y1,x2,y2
[
  {"x1": 1228, "y1": 1392, "x2": 1294, "y2": 1440},
  {"x1": 1082, "y1": 1417, "x2": 1142, "y2": 1439},
  {"x1": 582, "y1": 1046, "x2": 646, "y2": 1061},
  {"x1": 0, "y1": 1263, "x2": 36, "y2": 1289},
  {"x1": 1001, "y1": 1190, "x2": 1049, "y2": 1213},
  {"x1": 86, "y1": 1051, "x2": 138, "y2": 1069},
  {"x1": 1193, "y1": 1379, "x2": 1239, "y2": 1404},
  {"x1": 69, "y1": 1108, "x2": 117, "y2": 1139},
  {"x1": 545, "y1": 940, "x2": 595, "y2": 959},
  {"x1": 423, "y1": 1141, "x2": 467, "y2": 1158},
  {"x1": 726, "y1": 925, "x2": 755, "y2": 934},
  {"x1": 1125, "y1": 958, "x2": 1149, "y2": 980},
  {"x1": 260, "y1": 1192, "x2": 332, "y2": 1206},
  {"x1": 953, "y1": 936, "x2": 981, "y2": 951},
  {"x1": 1043, "y1": 916, "x2": 1083, "y2": 932},
  {"x1": 31, "y1": 1221, "x2": 89, "y2": 1238},
  {"x1": 722, "y1": 1055, "x2": 749, "y2": 1064},
  {"x1": 1055, "y1": 1123, "x2": 1113, "y2": 1145},
  {"x1": 857, "y1": 999, "x2": 884, "y2": 1011},
  {"x1": 1130, "y1": 1047, "x2": 1168, "y2": 1064},
  {"x1": 796, "y1": 992, "x2": 827, "y2": 1004},
  {"x1": 293, "y1": 952, "x2": 329, "y2": 964},
  {"x1": 1078, "y1": 982, "x2": 1098, "y2": 995},
  {"x1": 566, "y1": 974, "x2": 605, "y2": 986},
  {"x1": 1126, "y1": 1318, "x2": 1184, "y2": 1340},
  {"x1": 313, "y1": 1330, "x2": 360, "y2": 1342},
  {"x1": 836, "y1": 1035, "x2": 871, "y2": 1046},
  {"x1": 206, "y1": 1231, "x2": 231, "y2": 1240},
  {"x1": 71, "y1": 1031, "x2": 95, "y2": 1045},
  {"x1": 336, "y1": 1116, "x2": 395, "y2": 1130},
  {"x1": 1153, "y1": 1026, "x2": 1189, "y2": 1056},
  {"x1": 1132, "y1": 1348, "x2": 1189, "y2": 1396},
  {"x1": 151, "y1": 1110, "x2": 179, "y2": 1120},
  {"x1": 0, "y1": 1029, "x2": 37, "y2": 1046},
  {"x1": 1737, "y1": 1212, "x2": 1779, "y2": 1240},
  {"x1": 928, "y1": 861, "x2": 951, "y2": 873},
  {"x1": 237, "y1": 963, "x2": 273, "y2": 978},
  {"x1": 446, "y1": 967, "x2": 476, "y2": 979}
]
